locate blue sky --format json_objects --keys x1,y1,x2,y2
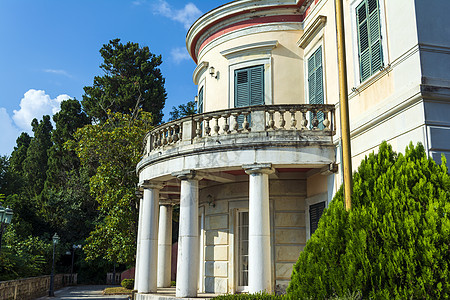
[{"x1": 0, "y1": 0, "x2": 228, "y2": 156}]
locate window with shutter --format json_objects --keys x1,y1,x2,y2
[
  {"x1": 307, "y1": 46, "x2": 324, "y2": 129},
  {"x1": 234, "y1": 65, "x2": 264, "y2": 126},
  {"x1": 309, "y1": 201, "x2": 326, "y2": 235},
  {"x1": 356, "y1": 0, "x2": 383, "y2": 82},
  {"x1": 198, "y1": 87, "x2": 204, "y2": 114}
]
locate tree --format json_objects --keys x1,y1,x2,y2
[
  {"x1": 82, "y1": 39, "x2": 166, "y2": 124},
  {"x1": 23, "y1": 116, "x2": 53, "y2": 198},
  {"x1": 41, "y1": 99, "x2": 95, "y2": 241},
  {"x1": 68, "y1": 111, "x2": 154, "y2": 264},
  {"x1": 288, "y1": 142, "x2": 450, "y2": 299},
  {"x1": 168, "y1": 100, "x2": 196, "y2": 121}
]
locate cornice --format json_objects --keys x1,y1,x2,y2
[
  {"x1": 220, "y1": 40, "x2": 279, "y2": 60},
  {"x1": 186, "y1": 0, "x2": 313, "y2": 63}
]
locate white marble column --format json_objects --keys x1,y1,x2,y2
[
  {"x1": 243, "y1": 163, "x2": 274, "y2": 294},
  {"x1": 138, "y1": 181, "x2": 163, "y2": 294},
  {"x1": 134, "y1": 190, "x2": 143, "y2": 291},
  {"x1": 172, "y1": 170, "x2": 200, "y2": 298},
  {"x1": 157, "y1": 203, "x2": 173, "y2": 288}
]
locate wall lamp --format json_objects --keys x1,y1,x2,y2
[{"x1": 209, "y1": 66, "x2": 218, "y2": 79}]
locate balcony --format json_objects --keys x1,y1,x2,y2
[{"x1": 137, "y1": 104, "x2": 336, "y2": 180}]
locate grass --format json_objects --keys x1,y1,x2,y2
[{"x1": 103, "y1": 286, "x2": 133, "y2": 295}]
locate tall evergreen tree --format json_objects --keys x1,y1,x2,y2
[
  {"x1": 41, "y1": 99, "x2": 96, "y2": 241},
  {"x1": 23, "y1": 116, "x2": 53, "y2": 198},
  {"x1": 82, "y1": 38, "x2": 166, "y2": 124},
  {"x1": 288, "y1": 142, "x2": 450, "y2": 299}
]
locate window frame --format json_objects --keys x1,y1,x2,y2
[{"x1": 350, "y1": 0, "x2": 388, "y2": 85}]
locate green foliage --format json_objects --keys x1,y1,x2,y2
[
  {"x1": 288, "y1": 142, "x2": 450, "y2": 299},
  {"x1": 0, "y1": 226, "x2": 53, "y2": 281},
  {"x1": 82, "y1": 38, "x2": 166, "y2": 124},
  {"x1": 121, "y1": 278, "x2": 134, "y2": 289},
  {"x1": 68, "y1": 111, "x2": 154, "y2": 264},
  {"x1": 23, "y1": 115, "x2": 53, "y2": 198},
  {"x1": 41, "y1": 99, "x2": 95, "y2": 241},
  {"x1": 168, "y1": 100, "x2": 196, "y2": 121}
]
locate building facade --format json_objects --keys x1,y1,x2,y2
[{"x1": 134, "y1": 0, "x2": 450, "y2": 298}]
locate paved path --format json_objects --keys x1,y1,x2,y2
[{"x1": 34, "y1": 285, "x2": 130, "y2": 300}]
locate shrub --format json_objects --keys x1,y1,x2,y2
[
  {"x1": 288, "y1": 142, "x2": 450, "y2": 299},
  {"x1": 121, "y1": 278, "x2": 134, "y2": 290}
]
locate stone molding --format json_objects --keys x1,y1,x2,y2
[
  {"x1": 138, "y1": 180, "x2": 164, "y2": 190},
  {"x1": 172, "y1": 170, "x2": 202, "y2": 181},
  {"x1": 243, "y1": 163, "x2": 275, "y2": 175}
]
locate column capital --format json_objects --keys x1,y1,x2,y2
[
  {"x1": 139, "y1": 180, "x2": 164, "y2": 190},
  {"x1": 243, "y1": 163, "x2": 275, "y2": 175},
  {"x1": 172, "y1": 170, "x2": 202, "y2": 181},
  {"x1": 159, "y1": 200, "x2": 177, "y2": 206}
]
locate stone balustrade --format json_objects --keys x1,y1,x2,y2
[
  {"x1": 143, "y1": 104, "x2": 335, "y2": 156},
  {"x1": 0, "y1": 274, "x2": 77, "y2": 300}
]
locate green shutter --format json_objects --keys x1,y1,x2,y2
[
  {"x1": 250, "y1": 65, "x2": 264, "y2": 106},
  {"x1": 198, "y1": 87, "x2": 204, "y2": 114},
  {"x1": 235, "y1": 65, "x2": 264, "y2": 127},
  {"x1": 308, "y1": 46, "x2": 324, "y2": 129},
  {"x1": 357, "y1": 0, "x2": 383, "y2": 82},
  {"x1": 235, "y1": 69, "x2": 250, "y2": 108},
  {"x1": 310, "y1": 201, "x2": 326, "y2": 235}
]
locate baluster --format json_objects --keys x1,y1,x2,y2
[
  {"x1": 152, "y1": 133, "x2": 157, "y2": 149},
  {"x1": 205, "y1": 117, "x2": 211, "y2": 136},
  {"x1": 311, "y1": 109, "x2": 319, "y2": 129},
  {"x1": 168, "y1": 126, "x2": 173, "y2": 143},
  {"x1": 300, "y1": 108, "x2": 308, "y2": 129},
  {"x1": 323, "y1": 109, "x2": 330, "y2": 130},
  {"x1": 195, "y1": 118, "x2": 202, "y2": 138},
  {"x1": 222, "y1": 114, "x2": 230, "y2": 134},
  {"x1": 289, "y1": 109, "x2": 297, "y2": 130},
  {"x1": 268, "y1": 110, "x2": 275, "y2": 130},
  {"x1": 162, "y1": 128, "x2": 168, "y2": 145},
  {"x1": 242, "y1": 112, "x2": 250, "y2": 132},
  {"x1": 172, "y1": 125, "x2": 179, "y2": 142},
  {"x1": 279, "y1": 110, "x2": 286, "y2": 129},
  {"x1": 213, "y1": 116, "x2": 220, "y2": 135},
  {"x1": 177, "y1": 122, "x2": 183, "y2": 141},
  {"x1": 231, "y1": 113, "x2": 239, "y2": 133}
]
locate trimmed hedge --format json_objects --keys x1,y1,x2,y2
[
  {"x1": 287, "y1": 142, "x2": 450, "y2": 299},
  {"x1": 213, "y1": 292, "x2": 284, "y2": 299},
  {"x1": 121, "y1": 278, "x2": 134, "y2": 290}
]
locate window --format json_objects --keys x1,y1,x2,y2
[
  {"x1": 307, "y1": 46, "x2": 324, "y2": 129},
  {"x1": 234, "y1": 65, "x2": 264, "y2": 126},
  {"x1": 309, "y1": 201, "x2": 325, "y2": 235},
  {"x1": 235, "y1": 65, "x2": 264, "y2": 108},
  {"x1": 236, "y1": 210, "x2": 249, "y2": 290},
  {"x1": 356, "y1": 0, "x2": 383, "y2": 82},
  {"x1": 198, "y1": 86, "x2": 204, "y2": 114}
]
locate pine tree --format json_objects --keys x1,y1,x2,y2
[{"x1": 288, "y1": 142, "x2": 450, "y2": 299}]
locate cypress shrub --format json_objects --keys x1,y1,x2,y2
[{"x1": 288, "y1": 142, "x2": 450, "y2": 299}]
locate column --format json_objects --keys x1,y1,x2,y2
[
  {"x1": 157, "y1": 203, "x2": 173, "y2": 288},
  {"x1": 243, "y1": 163, "x2": 274, "y2": 294},
  {"x1": 172, "y1": 170, "x2": 200, "y2": 298},
  {"x1": 134, "y1": 190, "x2": 143, "y2": 291},
  {"x1": 138, "y1": 180, "x2": 163, "y2": 294}
]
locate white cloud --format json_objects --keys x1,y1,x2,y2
[
  {"x1": 43, "y1": 69, "x2": 72, "y2": 78},
  {"x1": 132, "y1": 0, "x2": 146, "y2": 6},
  {"x1": 171, "y1": 47, "x2": 191, "y2": 63},
  {"x1": 0, "y1": 108, "x2": 20, "y2": 156},
  {"x1": 153, "y1": 0, "x2": 202, "y2": 30},
  {"x1": 12, "y1": 89, "x2": 71, "y2": 133}
]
